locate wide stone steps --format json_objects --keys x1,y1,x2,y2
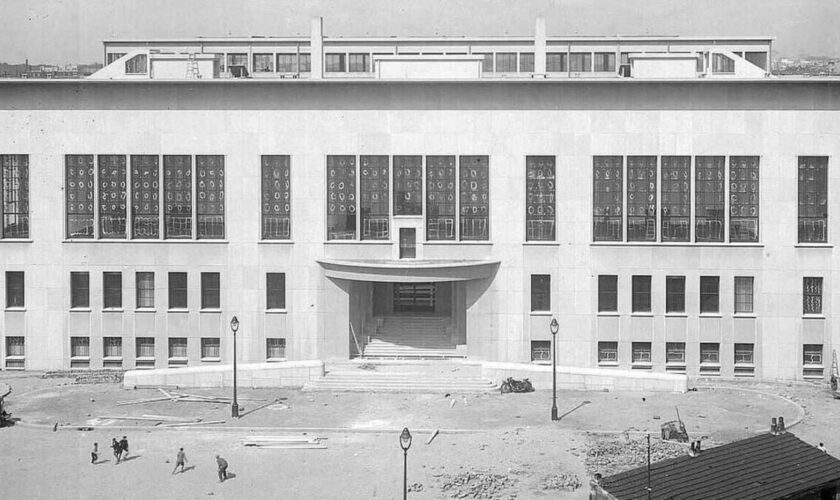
[{"x1": 303, "y1": 371, "x2": 497, "y2": 393}]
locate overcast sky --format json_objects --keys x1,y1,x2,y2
[{"x1": 0, "y1": 0, "x2": 837, "y2": 63}]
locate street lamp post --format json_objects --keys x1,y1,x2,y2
[
  {"x1": 230, "y1": 315, "x2": 240, "y2": 418},
  {"x1": 550, "y1": 317, "x2": 559, "y2": 421},
  {"x1": 400, "y1": 427, "x2": 412, "y2": 499}
]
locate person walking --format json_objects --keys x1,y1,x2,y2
[
  {"x1": 91, "y1": 442, "x2": 98, "y2": 464},
  {"x1": 172, "y1": 448, "x2": 187, "y2": 474},
  {"x1": 120, "y1": 436, "x2": 129, "y2": 458},
  {"x1": 112, "y1": 438, "x2": 122, "y2": 464},
  {"x1": 215, "y1": 455, "x2": 228, "y2": 482}
]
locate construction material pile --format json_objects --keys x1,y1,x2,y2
[
  {"x1": 539, "y1": 472, "x2": 582, "y2": 491},
  {"x1": 584, "y1": 432, "x2": 687, "y2": 475},
  {"x1": 43, "y1": 370, "x2": 124, "y2": 384},
  {"x1": 439, "y1": 471, "x2": 517, "y2": 499},
  {"x1": 241, "y1": 435, "x2": 327, "y2": 450}
]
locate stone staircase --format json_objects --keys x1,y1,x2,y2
[
  {"x1": 361, "y1": 315, "x2": 465, "y2": 359},
  {"x1": 303, "y1": 361, "x2": 497, "y2": 393}
]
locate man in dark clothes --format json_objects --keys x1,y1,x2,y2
[
  {"x1": 120, "y1": 436, "x2": 129, "y2": 458},
  {"x1": 216, "y1": 455, "x2": 228, "y2": 482},
  {"x1": 111, "y1": 438, "x2": 122, "y2": 464},
  {"x1": 172, "y1": 448, "x2": 187, "y2": 474},
  {"x1": 91, "y1": 442, "x2": 98, "y2": 464}
]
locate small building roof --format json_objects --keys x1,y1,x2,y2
[{"x1": 598, "y1": 432, "x2": 840, "y2": 500}]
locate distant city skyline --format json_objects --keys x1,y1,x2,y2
[{"x1": 1, "y1": 0, "x2": 838, "y2": 64}]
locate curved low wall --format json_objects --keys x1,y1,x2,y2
[
  {"x1": 122, "y1": 361, "x2": 325, "y2": 389},
  {"x1": 482, "y1": 362, "x2": 687, "y2": 393}
]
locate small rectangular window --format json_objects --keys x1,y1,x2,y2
[
  {"x1": 71, "y1": 272, "x2": 90, "y2": 309},
  {"x1": 253, "y1": 53, "x2": 273, "y2": 72},
  {"x1": 803, "y1": 344, "x2": 824, "y2": 379},
  {"x1": 700, "y1": 276, "x2": 720, "y2": 314},
  {"x1": 266, "y1": 338, "x2": 286, "y2": 360},
  {"x1": 348, "y1": 53, "x2": 370, "y2": 72},
  {"x1": 519, "y1": 53, "x2": 535, "y2": 72},
  {"x1": 200, "y1": 272, "x2": 220, "y2": 310},
  {"x1": 135, "y1": 337, "x2": 155, "y2": 368},
  {"x1": 70, "y1": 336, "x2": 90, "y2": 368},
  {"x1": 632, "y1": 275, "x2": 651, "y2": 313},
  {"x1": 530, "y1": 275, "x2": 551, "y2": 312},
  {"x1": 700, "y1": 343, "x2": 720, "y2": 364},
  {"x1": 325, "y1": 53, "x2": 346, "y2": 72},
  {"x1": 399, "y1": 228, "x2": 416, "y2": 259},
  {"x1": 631, "y1": 342, "x2": 652, "y2": 366},
  {"x1": 734, "y1": 343, "x2": 754, "y2": 365},
  {"x1": 665, "y1": 276, "x2": 686, "y2": 313},
  {"x1": 103, "y1": 272, "x2": 122, "y2": 309},
  {"x1": 530, "y1": 340, "x2": 551, "y2": 362},
  {"x1": 136, "y1": 272, "x2": 154, "y2": 309},
  {"x1": 598, "y1": 275, "x2": 618, "y2": 312},
  {"x1": 5, "y1": 336, "x2": 24, "y2": 369},
  {"x1": 598, "y1": 341, "x2": 618, "y2": 364},
  {"x1": 266, "y1": 273, "x2": 286, "y2": 310},
  {"x1": 201, "y1": 338, "x2": 220, "y2": 359},
  {"x1": 168, "y1": 337, "x2": 188, "y2": 365},
  {"x1": 569, "y1": 53, "x2": 592, "y2": 72},
  {"x1": 803, "y1": 277, "x2": 823, "y2": 314},
  {"x1": 665, "y1": 342, "x2": 686, "y2": 368},
  {"x1": 103, "y1": 337, "x2": 123, "y2": 368},
  {"x1": 478, "y1": 53, "x2": 493, "y2": 72},
  {"x1": 734, "y1": 277, "x2": 754, "y2": 314},
  {"x1": 546, "y1": 52, "x2": 567, "y2": 72},
  {"x1": 593, "y1": 52, "x2": 615, "y2": 72},
  {"x1": 5, "y1": 271, "x2": 23, "y2": 308},
  {"x1": 495, "y1": 53, "x2": 517, "y2": 72},
  {"x1": 798, "y1": 157, "x2": 828, "y2": 243},
  {"x1": 168, "y1": 272, "x2": 188, "y2": 310}
]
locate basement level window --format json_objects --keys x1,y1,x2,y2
[
  {"x1": 598, "y1": 341, "x2": 618, "y2": 365},
  {"x1": 699, "y1": 343, "x2": 720, "y2": 376},
  {"x1": 803, "y1": 344, "x2": 824, "y2": 379},
  {"x1": 530, "y1": 341, "x2": 551, "y2": 362},
  {"x1": 266, "y1": 338, "x2": 286, "y2": 361},
  {"x1": 70, "y1": 336, "x2": 90, "y2": 369},
  {"x1": 631, "y1": 342, "x2": 652, "y2": 369},
  {"x1": 5, "y1": 336, "x2": 24, "y2": 370},
  {"x1": 734, "y1": 343, "x2": 755, "y2": 376}
]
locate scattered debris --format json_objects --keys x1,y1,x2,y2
[
  {"x1": 449, "y1": 399, "x2": 456, "y2": 408},
  {"x1": 585, "y1": 433, "x2": 688, "y2": 475},
  {"x1": 540, "y1": 472, "x2": 582, "y2": 491},
  {"x1": 117, "y1": 390, "x2": 268, "y2": 406},
  {"x1": 358, "y1": 363, "x2": 377, "y2": 371},
  {"x1": 407, "y1": 483, "x2": 424, "y2": 492},
  {"x1": 98, "y1": 415, "x2": 202, "y2": 423},
  {"x1": 160, "y1": 420, "x2": 225, "y2": 428},
  {"x1": 439, "y1": 471, "x2": 517, "y2": 499},
  {"x1": 426, "y1": 429, "x2": 440, "y2": 445},
  {"x1": 42, "y1": 370, "x2": 124, "y2": 384}
]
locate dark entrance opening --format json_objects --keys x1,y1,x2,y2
[{"x1": 393, "y1": 282, "x2": 435, "y2": 312}]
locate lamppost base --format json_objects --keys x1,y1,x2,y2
[
  {"x1": 551, "y1": 407, "x2": 558, "y2": 421},
  {"x1": 231, "y1": 403, "x2": 240, "y2": 418}
]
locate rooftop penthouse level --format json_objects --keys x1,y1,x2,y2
[{"x1": 93, "y1": 18, "x2": 772, "y2": 81}]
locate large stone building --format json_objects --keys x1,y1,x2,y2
[{"x1": 0, "y1": 18, "x2": 835, "y2": 382}]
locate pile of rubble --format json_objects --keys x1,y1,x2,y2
[
  {"x1": 439, "y1": 471, "x2": 518, "y2": 499},
  {"x1": 42, "y1": 370, "x2": 124, "y2": 384},
  {"x1": 584, "y1": 432, "x2": 687, "y2": 476},
  {"x1": 539, "y1": 472, "x2": 582, "y2": 491}
]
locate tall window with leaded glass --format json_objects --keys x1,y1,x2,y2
[
  {"x1": 526, "y1": 156, "x2": 555, "y2": 241},
  {"x1": 393, "y1": 156, "x2": 422, "y2": 216},
  {"x1": 661, "y1": 156, "x2": 690, "y2": 242},
  {"x1": 798, "y1": 156, "x2": 828, "y2": 243},
  {"x1": 360, "y1": 156, "x2": 389, "y2": 240},
  {"x1": 326, "y1": 156, "x2": 356, "y2": 240},
  {"x1": 163, "y1": 155, "x2": 192, "y2": 239},
  {"x1": 426, "y1": 156, "x2": 456, "y2": 241},
  {"x1": 593, "y1": 156, "x2": 622, "y2": 241},
  {"x1": 98, "y1": 155, "x2": 127, "y2": 238},
  {"x1": 804, "y1": 277, "x2": 823, "y2": 315},
  {"x1": 627, "y1": 156, "x2": 656, "y2": 241},
  {"x1": 1, "y1": 155, "x2": 29, "y2": 238},
  {"x1": 459, "y1": 156, "x2": 489, "y2": 240},
  {"x1": 729, "y1": 156, "x2": 759, "y2": 242},
  {"x1": 695, "y1": 156, "x2": 724, "y2": 242},
  {"x1": 66, "y1": 155, "x2": 95, "y2": 238},
  {"x1": 261, "y1": 155, "x2": 291, "y2": 239},
  {"x1": 131, "y1": 155, "x2": 159, "y2": 238},
  {"x1": 196, "y1": 155, "x2": 224, "y2": 239}
]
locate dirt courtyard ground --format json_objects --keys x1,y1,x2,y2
[{"x1": 0, "y1": 372, "x2": 835, "y2": 499}]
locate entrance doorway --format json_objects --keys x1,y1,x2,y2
[{"x1": 393, "y1": 283, "x2": 436, "y2": 312}]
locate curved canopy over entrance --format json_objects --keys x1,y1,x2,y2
[{"x1": 316, "y1": 258, "x2": 500, "y2": 283}]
